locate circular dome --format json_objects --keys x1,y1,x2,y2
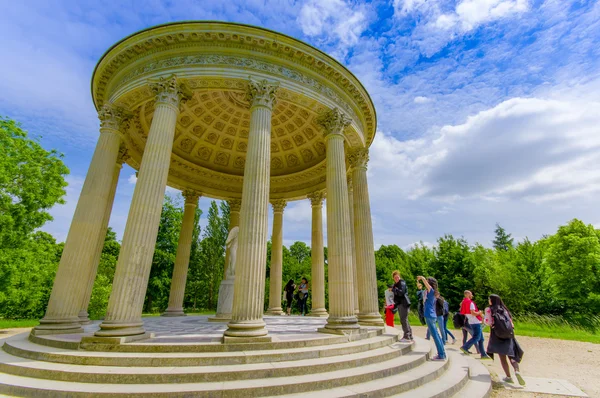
[{"x1": 92, "y1": 21, "x2": 377, "y2": 200}]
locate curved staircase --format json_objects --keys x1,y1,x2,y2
[{"x1": 0, "y1": 328, "x2": 491, "y2": 397}]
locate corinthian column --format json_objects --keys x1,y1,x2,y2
[
  {"x1": 349, "y1": 148, "x2": 384, "y2": 326},
  {"x1": 92, "y1": 76, "x2": 190, "y2": 340},
  {"x1": 79, "y1": 146, "x2": 129, "y2": 324},
  {"x1": 347, "y1": 175, "x2": 360, "y2": 315},
  {"x1": 308, "y1": 191, "x2": 328, "y2": 317},
  {"x1": 266, "y1": 199, "x2": 286, "y2": 316},
  {"x1": 162, "y1": 191, "x2": 200, "y2": 317},
  {"x1": 32, "y1": 105, "x2": 129, "y2": 336},
  {"x1": 316, "y1": 108, "x2": 359, "y2": 333},
  {"x1": 224, "y1": 79, "x2": 278, "y2": 342}
]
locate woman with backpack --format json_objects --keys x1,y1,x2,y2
[
  {"x1": 484, "y1": 294, "x2": 525, "y2": 386},
  {"x1": 417, "y1": 276, "x2": 446, "y2": 361}
]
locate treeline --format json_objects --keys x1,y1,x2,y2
[{"x1": 375, "y1": 222, "x2": 600, "y2": 325}]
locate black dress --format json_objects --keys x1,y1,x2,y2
[{"x1": 487, "y1": 327, "x2": 524, "y2": 363}]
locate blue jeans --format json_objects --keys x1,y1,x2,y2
[
  {"x1": 443, "y1": 314, "x2": 455, "y2": 340},
  {"x1": 462, "y1": 322, "x2": 487, "y2": 357},
  {"x1": 425, "y1": 316, "x2": 446, "y2": 359},
  {"x1": 426, "y1": 316, "x2": 446, "y2": 344}
]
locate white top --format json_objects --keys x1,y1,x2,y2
[
  {"x1": 385, "y1": 290, "x2": 394, "y2": 306},
  {"x1": 465, "y1": 302, "x2": 481, "y2": 324}
]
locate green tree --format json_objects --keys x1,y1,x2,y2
[
  {"x1": 144, "y1": 195, "x2": 183, "y2": 313},
  {"x1": 88, "y1": 228, "x2": 120, "y2": 319},
  {"x1": 0, "y1": 117, "x2": 69, "y2": 248},
  {"x1": 546, "y1": 219, "x2": 600, "y2": 313},
  {"x1": 493, "y1": 223, "x2": 514, "y2": 251}
]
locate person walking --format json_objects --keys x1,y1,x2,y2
[
  {"x1": 283, "y1": 279, "x2": 296, "y2": 316},
  {"x1": 417, "y1": 276, "x2": 446, "y2": 361},
  {"x1": 297, "y1": 277, "x2": 309, "y2": 316},
  {"x1": 392, "y1": 270, "x2": 413, "y2": 342},
  {"x1": 460, "y1": 290, "x2": 491, "y2": 360},
  {"x1": 425, "y1": 291, "x2": 446, "y2": 344},
  {"x1": 416, "y1": 282, "x2": 426, "y2": 325},
  {"x1": 484, "y1": 294, "x2": 525, "y2": 386},
  {"x1": 384, "y1": 283, "x2": 395, "y2": 327},
  {"x1": 441, "y1": 295, "x2": 456, "y2": 344}
]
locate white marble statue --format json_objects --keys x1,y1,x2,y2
[{"x1": 225, "y1": 226, "x2": 239, "y2": 280}]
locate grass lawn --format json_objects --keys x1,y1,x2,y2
[{"x1": 0, "y1": 319, "x2": 39, "y2": 329}]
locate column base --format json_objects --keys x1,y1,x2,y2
[
  {"x1": 222, "y1": 335, "x2": 272, "y2": 344},
  {"x1": 358, "y1": 312, "x2": 385, "y2": 327},
  {"x1": 224, "y1": 319, "x2": 269, "y2": 340},
  {"x1": 94, "y1": 320, "x2": 146, "y2": 338},
  {"x1": 309, "y1": 308, "x2": 329, "y2": 317},
  {"x1": 208, "y1": 314, "x2": 231, "y2": 322},
  {"x1": 80, "y1": 332, "x2": 153, "y2": 350},
  {"x1": 320, "y1": 315, "x2": 360, "y2": 334},
  {"x1": 31, "y1": 317, "x2": 84, "y2": 336},
  {"x1": 161, "y1": 308, "x2": 186, "y2": 317},
  {"x1": 78, "y1": 310, "x2": 92, "y2": 325},
  {"x1": 265, "y1": 307, "x2": 285, "y2": 316}
]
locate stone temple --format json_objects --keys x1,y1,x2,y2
[{"x1": 0, "y1": 21, "x2": 491, "y2": 397}]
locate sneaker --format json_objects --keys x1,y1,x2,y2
[
  {"x1": 452, "y1": 338, "x2": 456, "y2": 344},
  {"x1": 460, "y1": 347, "x2": 471, "y2": 355},
  {"x1": 399, "y1": 338, "x2": 411, "y2": 343},
  {"x1": 431, "y1": 355, "x2": 446, "y2": 361},
  {"x1": 480, "y1": 355, "x2": 492, "y2": 360},
  {"x1": 515, "y1": 372, "x2": 526, "y2": 386},
  {"x1": 503, "y1": 376, "x2": 514, "y2": 383}
]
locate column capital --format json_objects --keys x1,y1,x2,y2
[
  {"x1": 227, "y1": 199, "x2": 242, "y2": 213},
  {"x1": 316, "y1": 108, "x2": 351, "y2": 139},
  {"x1": 117, "y1": 144, "x2": 130, "y2": 165},
  {"x1": 149, "y1": 75, "x2": 192, "y2": 109},
  {"x1": 307, "y1": 191, "x2": 325, "y2": 207},
  {"x1": 182, "y1": 190, "x2": 201, "y2": 205},
  {"x1": 98, "y1": 104, "x2": 131, "y2": 133},
  {"x1": 348, "y1": 148, "x2": 369, "y2": 170},
  {"x1": 271, "y1": 199, "x2": 287, "y2": 213},
  {"x1": 246, "y1": 78, "x2": 279, "y2": 110}
]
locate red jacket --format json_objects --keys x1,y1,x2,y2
[{"x1": 460, "y1": 298, "x2": 483, "y2": 322}]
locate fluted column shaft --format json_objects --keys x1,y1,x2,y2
[
  {"x1": 223, "y1": 199, "x2": 241, "y2": 279},
  {"x1": 266, "y1": 200, "x2": 286, "y2": 315},
  {"x1": 347, "y1": 176, "x2": 360, "y2": 314},
  {"x1": 79, "y1": 149, "x2": 128, "y2": 324},
  {"x1": 350, "y1": 149, "x2": 384, "y2": 326},
  {"x1": 224, "y1": 79, "x2": 278, "y2": 341},
  {"x1": 95, "y1": 76, "x2": 188, "y2": 338},
  {"x1": 317, "y1": 108, "x2": 359, "y2": 332},
  {"x1": 162, "y1": 192, "x2": 200, "y2": 317},
  {"x1": 308, "y1": 192, "x2": 328, "y2": 317},
  {"x1": 33, "y1": 105, "x2": 128, "y2": 336}
]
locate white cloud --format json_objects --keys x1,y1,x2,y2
[
  {"x1": 414, "y1": 96, "x2": 432, "y2": 104},
  {"x1": 298, "y1": 0, "x2": 369, "y2": 58}
]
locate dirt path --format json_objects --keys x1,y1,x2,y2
[{"x1": 411, "y1": 325, "x2": 599, "y2": 397}]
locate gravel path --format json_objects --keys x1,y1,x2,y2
[{"x1": 411, "y1": 325, "x2": 599, "y2": 397}]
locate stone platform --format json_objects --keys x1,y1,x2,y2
[{"x1": 0, "y1": 316, "x2": 492, "y2": 397}]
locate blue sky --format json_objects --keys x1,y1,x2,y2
[{"x1": 1, "y1": 0, "x2": 599, "y2": 248}]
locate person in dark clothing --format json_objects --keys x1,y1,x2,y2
[
  {"x1": 416, "y1": 282, "x2": 426, "y2": 325},
  {"x1": 283, "y1": 279, "x2": 295, "y2": 316},
  {"x1": 392, "y1": 270, "x2": 412, "y2": 342},
  {"x1": 484, "y1": 294, "x2": 525, "y2": 386}
]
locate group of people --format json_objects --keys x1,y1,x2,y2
[
  {"x1": 384, "y1": 271, "x2": 525, "y2": 385},
  {"x1": 283, "y1": 278, "x2": 309, "y2": 316}
]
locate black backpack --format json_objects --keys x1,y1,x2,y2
[
  {"x1": 492, "y1": 307, "x2": 515, "y2": 339},
  {"x1": 453, "y1": 312, "x2": 465, "y2": 329}
]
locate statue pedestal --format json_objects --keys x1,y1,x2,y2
[{"x1": 208, "y1": 279, "x2": 234, "y2": 322}]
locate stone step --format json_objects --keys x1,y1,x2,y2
[
  {"x1": 0, "y1": 342, "x2": 414, "y2": 384},
  {"x1": 32, "y1": 328, "x2": 382, "y2": 353},
  {"x1": 451, "y1": 355, "x2": 492, "y2": 398},
  {"x1": 0, "y1": 340, "x2": 433, "y2": 397},
  {"x1": 3, "y1": 333, "x2": 399, "y2": 367},
  {"x1": 387, "y1": 352, "x2": 470, "y2": 398}
]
